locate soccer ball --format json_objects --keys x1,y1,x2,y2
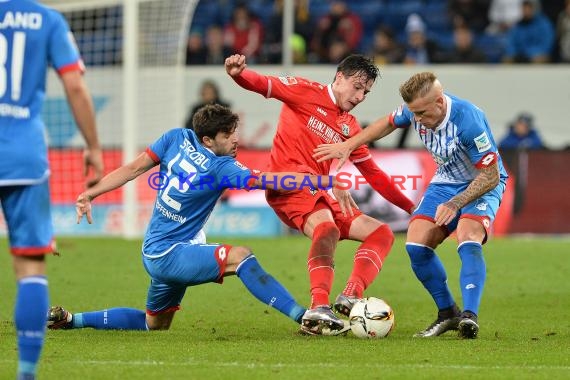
[{"x1": 349, "y1": 297, "x2": 395, "y2": 338}]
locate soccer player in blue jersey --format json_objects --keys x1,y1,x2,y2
[
  {"x1": 313, "y1": 72, "x2": 508, "y2": 339},
  {"x1": 0, "y1": 1, "x2": 103, "y2": 379},
  {"x1": 47, "y1": 104, "x2": 355, "y2": 335}
]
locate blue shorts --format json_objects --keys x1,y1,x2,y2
[
  {"x1": 412, "y1": 181, "x2": 506, "y2": 237},
  {"x1": 142, "y1": 242, "x2": 231, "y2": 314},
  {"x1": 0, "y1": 182, "x2": 55, "y2": 255}
]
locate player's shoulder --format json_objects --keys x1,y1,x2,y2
[
  {"x1": 448, "y1": 93, "x2": 486, "y2": 123},
  {"x1": 277, "y1": 75, "x2": 324, "y2": 90},
  {"x1": 8, "y1": 0, "x2": 65, "y2": 20}
]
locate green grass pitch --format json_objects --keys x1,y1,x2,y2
[{"x1": 1, "y1": 235, "x2": 569, "y2": 379}]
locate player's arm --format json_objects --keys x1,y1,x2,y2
[
  {"x1": 76, "y1": 152, "x2": 157, "y2": 224},
  {"x1": 60, "y1": 70, "x2": 104, "y2": 187},
  {"x1": 354, "y1": 159, "x2": 416, "y2": 214},
  {"x1": 434, "y1": 158, "x2": 500, "y2": 226},
  {"x1": 313, "y1": 115, "x2": 396, "y2": 171},
  {"x1": 250, "y1": 172, "x2": 358, "y2": 217}
]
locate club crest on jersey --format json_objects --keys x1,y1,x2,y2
[
  {"x1": 341, "y1": 123, "x2": 350, "y2": 136},
  {"x1": 278, "y1": 76, "x2": 297, "y2": 85},
  {"x1": 474, "y1": 132, "x2": 492, "y2": 153}
]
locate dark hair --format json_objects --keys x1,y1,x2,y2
[
  {"x1": 335, "y1": 54, "x2": 380, "y2": 83},
  {"x1": 192, "y1": 104, "x2": 239, "y2": 141}
]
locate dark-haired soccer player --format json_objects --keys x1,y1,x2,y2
[
  {"x1": 48, "y1": 104, "x2": 355, "y2": 336},
  {"x1": 225, "y1": 54, "x2": 414, "y2": 335},
  {"x1": 0, "y1": 1, "x2": 103, "y2": 378},
  {"x1": 314, "y1": 72, "x2": 508, "y2": 339}
]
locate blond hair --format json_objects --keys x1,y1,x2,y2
[{"x1": 399, "y1": 72, "x2": 438, "y2": 103}]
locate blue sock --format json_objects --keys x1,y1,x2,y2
[
  {"x1": 74, "y1": 308, "x2": 148, "y2": 330},
  {"x1": 406, "y1": 243, "x2": 455, "y2": 310},
  {"x1": 236, "y1": 254, "x2": 306, "y2": 323},
  {"x1": 15, "y1": 276, "x2": 49, "y2": 378},
  {"x1": 458, "y1": 241, "x2": 486, "y2": 315}
]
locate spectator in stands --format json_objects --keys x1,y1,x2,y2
[
  {"x1": 367, "y1": 25, "x2": 405, "y2": 65},
  {"x1": 499, "y1": 112, "x2": 545, "y2": 150},
  {"x1": 557, "y1": 0, "x2": 570, "y2": 62},
  {"x1": 403, "y1": 14, "x2": 444, "y2": 64},
  {"x1": 184, "y1": 80, "x2": 231, "y2": 129},
  {"x1": 224, "y1": 3, "x2": 264, "y2": 62},
  {"x1": 310, "y1": 1, "x2": 363, "y2": 63},
  {"x1": 263, "y1": 0, "x2": 313, "y2": 64},
  {"x1": 185, "y1": 30, "x2": 207, "y2": 65},
  {"x1": 487, "y1": 0, "x2": 522, "y2": 35},
  {"x1": 204, "y1": 25, "x2": 233, "y2": 65},
  {"x1": 502, "y1": 0, "x2": 555, "y2": 63},
  {"x1": 449, "y1": 0, "x2": 491, "y2": 33},
  {"x1": 442, "y1": 25, "x2": 488, "y2": 62}
]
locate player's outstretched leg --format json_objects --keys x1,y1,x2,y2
[
  {"x1": 47, "y1": 306, "x2": 148, "y2": 330},
  {"x1": 236, "y1": 254, "x2": 306, "y2": 323},
  {"x1": 335, "y1": 224, "x2": 394, "y2": 317}
]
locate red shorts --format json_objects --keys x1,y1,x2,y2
[{"x1": 266, "y1": 188, "x2": 362, "y2": 239}]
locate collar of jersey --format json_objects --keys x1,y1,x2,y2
[{"x1": 433, "y1": 94, "x2": 452, "y2": 132}]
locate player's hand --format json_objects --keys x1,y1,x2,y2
[
  {"x1": 313, "y1": 143, "x2": 351, "y2": 171},
  {"x1": 434, "y1": 201, "x2": 459, "y2": 226},
  {"x1": 83, "y1": 147, "x2": 104, "y2": 188},
  {"x1": 332, "y1": 187, "x2": 358, "y2": 217},
  {"x1": 76, "y1": 193, "x2": 94, "y2": 224},
  {"x1": 225, "y1": 54, "x2": 247, "y2": 77}
]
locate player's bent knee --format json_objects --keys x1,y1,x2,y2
[
  {"x1": 229, "y1": 246, "x2": 252, "y2": 263},
  {"x1": 313, "y1": 221, "x2": 340, "y2": 242},
  {"x1": 146, "y1": 313, "x2": 174, "y2": 330}
]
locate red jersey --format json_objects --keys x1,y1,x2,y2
[
  {"x1": 232, "y1": 69, "x2": 415, "y2": 214},
  {"x1": 234, "y1": 70, "x2": 370, "y2": 175}
]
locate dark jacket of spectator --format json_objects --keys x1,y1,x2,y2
[{"x1": 503, "y1": 0, "x2": 555, "y2": 62}]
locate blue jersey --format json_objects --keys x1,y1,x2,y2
[
  {"x1": 0, "y1": 0, "x2": 83, "y2": 185},
  {"x1": 143, "y1": 128, "x2": 253, "y2": 255},
  {"x1": 390, "y1": 94, "x2": 508, "y2": 185}
]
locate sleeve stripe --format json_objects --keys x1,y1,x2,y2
[
  {"x1": 145, "y1": 147, "x2": 160, "y2": 163},
  {"x1": 57, "y1": 60, "x2": 85, "y2": 75}
]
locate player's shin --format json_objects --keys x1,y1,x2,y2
[
  {"x1": 307, "y1": 222, "x2": 339, "y2": 308},
  {"x1": 75, "y1": 308, "x2": 148, "y2": 330},
  {"x1": 406, "y1": 243, "x2": 455, "y2": 309},
  {"x1": 15, "y1": 276, "x2": 48, "y2": 379},
  {"x1": 343, "y1": 224, "x2": 394, "y2": 297},
  {"x1": 236, "y1": 254, "x2": 306, "y2": 323},
  {"x1": 457, "y1": 241, "x2": 486, "y2": 314}
]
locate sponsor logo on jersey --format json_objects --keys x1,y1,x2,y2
[
  {"x1": 341, "y1": 123, "x2": 350, "y2": 136},
  {"x1": 317, "y1": 107, "x2": 327, "y2": 117},
  {"x1": 306, "y1": 115, "x2": 343, "y2": 144},
  {"x1": 278, "y1": 76, "x2": 297, "y2": 85},
  {"x1": 474, "y1": 131, "x2": 492, "y2": 153}
]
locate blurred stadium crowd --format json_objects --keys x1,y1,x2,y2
[{"x1": 185, "y1": 0, "x2": 570, "y2": 65}]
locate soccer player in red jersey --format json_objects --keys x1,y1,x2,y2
[{"x1": 225, "y1": 54, "x2": 415, "y2": 335}]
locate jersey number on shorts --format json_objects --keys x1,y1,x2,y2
[{"x1": 0, "y1": 32, "x2": 25, "y2": 101}]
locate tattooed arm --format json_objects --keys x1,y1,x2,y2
[{"x1": 434, "y1": 163, "x2": 500, "y2": 226}]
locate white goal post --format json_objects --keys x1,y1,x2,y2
[{"x1": 43, "y1": 0, "x2": 198, "y2": 238}]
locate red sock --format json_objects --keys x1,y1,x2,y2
[
  {"x1": 307, "y1": 222, "x2": 340, "y2": 308},
  {"x1": 343, "y1": 224, "x2": 394, "y2": 297}
]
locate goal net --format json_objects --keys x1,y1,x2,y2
[{"x1": 27, "y1": 0, "x2": 196, "y2": 237}]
